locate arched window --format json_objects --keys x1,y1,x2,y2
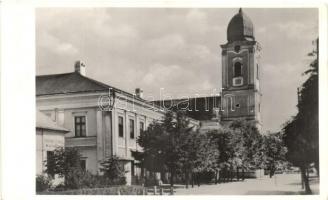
[{"x1": 234, "y1": 62, "x2": 242, "y2": 77}]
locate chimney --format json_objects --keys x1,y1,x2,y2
[
  {"x1": 135, "y1": 88, "x2": 143, "y2": 99},
  {"x1": 74, "y1": 60, "x2": 86, "y2": 76}
]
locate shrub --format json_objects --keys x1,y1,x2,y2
[
  {"x1": 100, "y1": 156, "x2": 127, "y2": 185},
  {"x1": 45, "y1": 147, "x2": 83, "y2": 178},
  {"x1": 36, "y1": 175, "x2": 52, "y2": 192},
  {"x1": 65, "y1": 169, "x2": 100, "y2": 190},
  {"x1": 53, "y1": 183, "x2": 66, "y2": 192}
]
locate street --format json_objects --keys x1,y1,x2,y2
[{"x1": 175, "y1": 174, "x2": 319, "y2": 195}]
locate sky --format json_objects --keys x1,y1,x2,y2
[{"x1": 36, "y1": 8, "x2": 318, "y2": 132}]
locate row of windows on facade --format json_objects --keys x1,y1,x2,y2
[
  {"x1": 233, "y1": 62, "x2": 259, "y2": 79},
  {"x1": 74, "y1": 116, "x2": 144, "y2": 139}
]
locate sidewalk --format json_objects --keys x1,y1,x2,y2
[{"x1": 174, "y1": 174, "x2": 319, "y2": 195}]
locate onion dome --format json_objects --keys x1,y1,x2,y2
[{"x1": 227, "y1": 8, "x2": 255, "y2": 43}]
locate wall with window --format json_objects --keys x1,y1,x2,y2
[
  {"x1": 224, "y1": 50, "x2": 249, "y2": 88},
  {"x1": 36, "y1": 128, "x2": 65, "y2": 175},
  {"x1": 113, "y1": 95, "x2": 164, "y2": 161},
  {"x1": 63, "y1": 108, "x2": 97, "y2": 138},
  {"x1": 79, "y1": 147, "x2": 98, "y2": 174}
]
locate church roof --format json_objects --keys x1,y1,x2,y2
[
  {"x1": 153, "y1": 96, "x2": 221, "y2": 121},
  {"x1": 36, "y1": 110, "x2": 69, "y2": 132},
  {"x1": 227, "y1": 8, "x2": 254, "y2": 43}
]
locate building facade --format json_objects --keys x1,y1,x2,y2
[{"x1": 36, "y1": 62, "x2": 199, "y2": 185}]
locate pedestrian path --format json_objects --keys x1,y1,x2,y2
[{"x1": 174, "y1": 174, "x2": 319, "y2": 195}]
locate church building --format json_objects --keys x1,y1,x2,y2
[{"x1": 155, "y1": 8, "x2": 262, "y2": 131}]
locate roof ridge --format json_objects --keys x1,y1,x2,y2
[
  {"x1": 36, "y1": 72, "x2": 74, "y2": 78},
  {"x1": 153, "y1": 95, "x2": 221, "y2": 102},
  {"x1": 76, "y1": 73, "x2": 133, "y2": 96},
  {"x1": 74, "y1": 72, "x2": 111, "y2": 88}
]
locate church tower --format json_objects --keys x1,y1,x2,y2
[{"x1": 220, "y1": 8, "x2": 262, "y2": 130}]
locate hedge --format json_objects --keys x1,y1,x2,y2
[{"x1": 38, "y1": 185, "x2": 144, "y2": 195}]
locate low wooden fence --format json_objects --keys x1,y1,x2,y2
[{"x1": 142, "y1": 184, "x2": 186, "y2": 195}]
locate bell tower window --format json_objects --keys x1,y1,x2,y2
[{"x1": 234, "y1": 62, "x2": 242, "y2": 77}]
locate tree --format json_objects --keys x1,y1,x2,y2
[
  {"x1": 283, "y1": 117, "x2": 313, "y2": 193},
  {"x1": 134, "y1": 120, "x2": 168, "y2": 186},
  {"x1": 207, "y1": 120, "x2": 265, "y2": 182},
  {"x1": 282, "y1": 38, "x2": 319, "y2": 194},
  {"x1": 45, "y1": 147, "x2": 86, "y2": 189},
  {"x1": 45, "y1": 147, "x2": 82, "y2": 178},
  {"x1": 100, "y1": 156, "x2": 127, "y2": 185},
  {"x1": 179, "y1": 130, "x2": 219, "y2": 188},
  {"x1": 207, "y1": 128, "x2": 234, "y2": 182},
  {"x1": 229, "y1": 120, "x2": 263, "y2": 175},
  {"x1": 262, "y1": 132, "x2": 287, "y2": 178},
  {"x1": 133, "y1": 110, "x2": 210, "y2": 187}
]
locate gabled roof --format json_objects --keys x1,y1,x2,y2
[
  {"x1": 36, "y1": 110, "x2": 69, "y2": 132},
  {"x1": 36, "y1": 72, "x2": 110, "y2": 96},
  {"x1": 36, "y1": 71, "x2": 162, "y2": 109}
]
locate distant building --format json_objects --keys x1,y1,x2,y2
[{"x1": 36, "y1": 61, "x2": 199, "y2": 185}]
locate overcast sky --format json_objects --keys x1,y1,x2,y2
[{"x1": 36, "y1": 8, "x2": 318, "y2": 132}]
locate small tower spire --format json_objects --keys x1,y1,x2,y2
[{"x1": 239, "y1": 8, "x2": 243, "y2": 14}]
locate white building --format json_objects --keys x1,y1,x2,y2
[{"x1": 36, "y1": 61, "x2": 199, "y2": 185}]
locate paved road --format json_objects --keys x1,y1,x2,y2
[{"x1": 174, "y1": 174, "x2": 319, "y2": 195}]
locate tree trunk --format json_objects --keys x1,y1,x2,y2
[
  {"x1": 301, "y1": 168, "x2": 304, "y2": 189},
  {"x1": 191, "y1": 172, "x2": 194, "y2": 188},
  {"x1": 315, "y1": 161, "x2": 319, "y2": 176},
  {"x1": 197, "y1": 172, "x2": 200, "y2": 187},
  {"x1": 160, "y1": 170, "x2": 165, "y2": 184},
  {"x1": 185, "y1": 170, "x2": 189, "y2": 189},
  {"x1": 153, "y1": 172, "x2": 157, "y2": 186},
  {"x1": 236, "y1": 168, "x2": 239, "y2": 181},
  {"x1": 269, "y1": 166, "x2": 274, "y2": 178},
  {"x1": 300, "y1": 166, "x2": 312, "y2": 194},
  {"x1": 229, "y1": 170, "x2": 231, "y2": 182},
  {"x1": 242, "y1": 168, "x2": 245, "y2": 181},
  {"x1": 170, "y1": 169, "x2": 175, "y2": 187},
  {"x1": 223, "y1": 169, "x2": 226, "y2": 183},
  {"x1": 215, "y1": 171, "x2": 218, "y2": 184}
]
